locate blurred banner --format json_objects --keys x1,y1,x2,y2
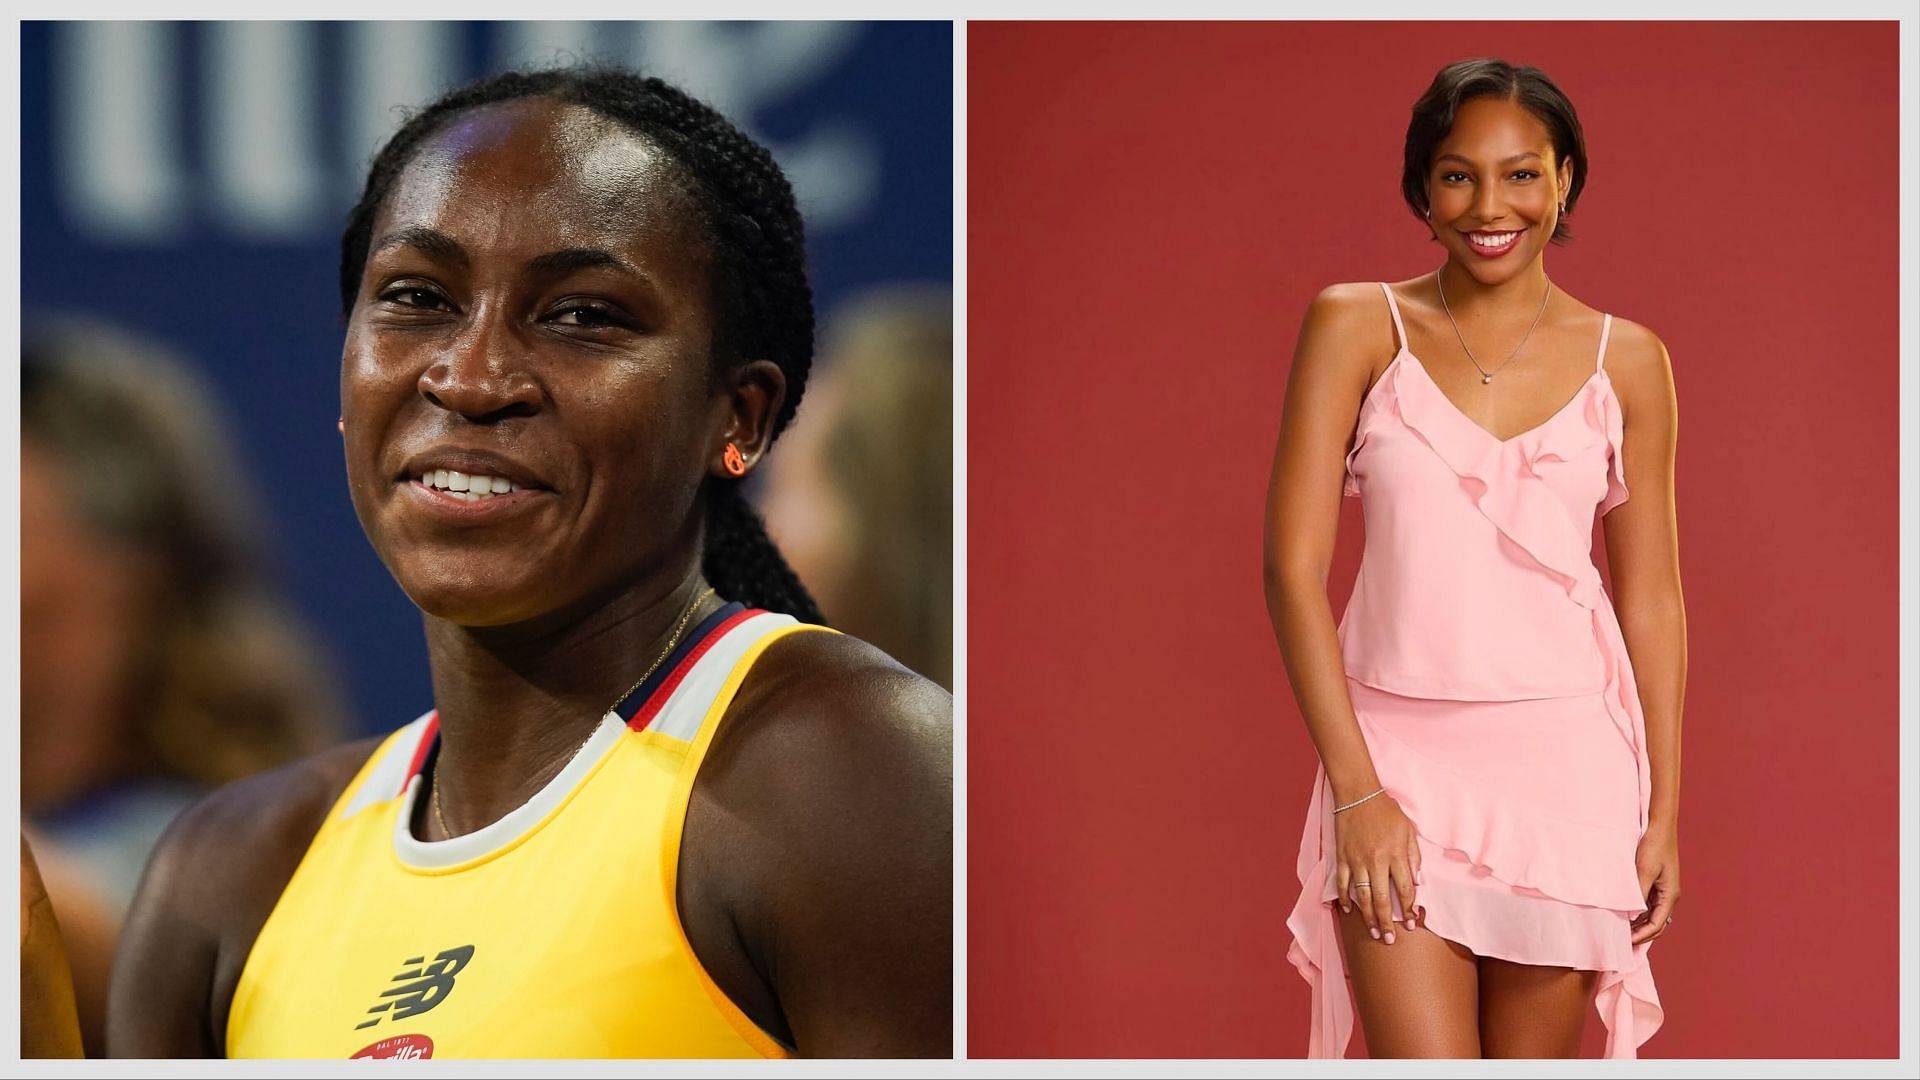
[{"x1": 20, "y1": 21, "x2": 953, "y2": 736}]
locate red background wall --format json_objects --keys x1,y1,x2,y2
[{"x1": 966, "y1": 21, "x2": 1902, "y2": 1059}]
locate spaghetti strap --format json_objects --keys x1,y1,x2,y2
[
  {"x1": 1379, "y1": 282, "x2": 1408, "y2": 352},
  {"x1": 1595, "y1": 313, "x2": 1614, "y2": 373}
]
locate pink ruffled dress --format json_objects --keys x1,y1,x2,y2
[{"x1": 1285, "y1": 282, "x2": 1661, "y2": 1058}]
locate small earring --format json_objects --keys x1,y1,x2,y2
[
  {"x1": 722, "y1": 442, "x2": 747, "y2": 477},
  {"x1": 1558, "y1": 200, "x2": 1568, "y2": 217},
  {"x1": 337, "y1": 418, "x2": 345, "y2": 435}
]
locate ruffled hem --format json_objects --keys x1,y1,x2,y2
[
  {"x1": 1412, "y1": 846, "x2": 1636, "y2": 972},
  {"x1": 1353, "y1": 705, "x2": 1646, "y2": 912},
  {"x1": 1596, "y1": 947, "x2": 1663, "y2": 1059},
  {"x1": 1286, "y1": 767, "x2": 1664, "y2": 1058},
  {"x1": 1285, "y1": 768, "x2": 1356, "y2": 1058},
  {"x1": 1341, "y1": 664, "x2": 1609, "y2": 707}
]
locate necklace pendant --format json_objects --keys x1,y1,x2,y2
[{"x1": 1481, "y1": 373, "x2": 1493, "y2": 384}]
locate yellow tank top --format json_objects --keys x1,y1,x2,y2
[{"x1": 227, "y1": 606, "x2": 825, "y2": 1059}]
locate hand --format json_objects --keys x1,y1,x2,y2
[
  {"x1": 21, "y1": 833, "x2": 84, "y2": 1057},
  {"x1": 1332, "y1": 791, "x2": 1422, "y2": 944},
  {"x1": 1629, "y1": 822, "x2": 1680, "y2": 946}
]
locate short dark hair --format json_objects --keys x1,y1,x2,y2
[
  {"x1": 340, "y1": 67, "x2": 823, "y2": 623},
  {"x1": 1401, "y1": 58, "x2": 1588, "y2": 244}
]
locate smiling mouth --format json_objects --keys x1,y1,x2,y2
[
  {"x1": 1464, "y1": 229, "x2": 1525, "y2": 252},
  {"x1": 413, "y1": 468, "x2": 525, "y2": 502}
]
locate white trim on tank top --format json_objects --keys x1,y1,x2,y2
[{"x1": 368, "y1": 609, "x2": 798, "y2": 871}]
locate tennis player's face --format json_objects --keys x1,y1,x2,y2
[
  {"x1": 342, "y1": 99, "x2": 724, "y2": 626},
  {"x1": 1424, "y1": 97, "x2": 1569, "y2": 284}
]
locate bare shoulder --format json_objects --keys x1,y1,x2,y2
[
  {"x1": 198, "y1": 734, "x2": 376, "y2": 825},
  {"x1": 718, "y1": 629, "x2": 951, "y2": 785},
  {"x1": 695, "y1": 626, "x2": 951, "y2": 886},
  {"x1": 1600, "y1": 314, "x2": 1678, "y2": 410},
  {"x1": 1294, "y1": 280, "x2": 1398, "y2": 384},
  {"x1": 1303, "y1": 280, "x2": 1395, "y2": 340},
  {"x1": 107, "y1": 735, "x2": 384, "y2": 1055},
  {"x1": 140, "y1": 735, "x2": 384, "y2": 909},
  {"x1": 1604, "y1": 315, "x2": 1672, "y2": 370}
]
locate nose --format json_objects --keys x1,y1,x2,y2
[
  {"x1": 417, "y1": 309, "x2": 542, "y2": 422},
  {"x1": 1469, "y1": 181, "x2": 1507, "y2": 226}
]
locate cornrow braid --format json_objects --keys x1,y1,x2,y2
[
  {"x1": 339, "y1": 66, "x2": 823, "y2": 622},
  {"x1": 704, "y1": 482, "x2": 824, "y2": 625}
]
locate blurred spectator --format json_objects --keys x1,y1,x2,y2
[
  {"x1": 760, "y1": 287, "x2": 952, "y2": 689},
  {"x1": 20, "y1": 320, "x2": 347, "y2": 1051}
]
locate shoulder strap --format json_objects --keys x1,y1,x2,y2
[
  {"x1": 331, "y1": 713, "x2": 436, "y2": 824},
  {"x1": 1378, "y1": 282, "x2": 1408, "y2": 352},
  {"x1": 641, "y1": 611, "x2": 823, "y2": 741},
  {"x1": 1595, "y1": 313, "x2": 1615, "y2": 373}
]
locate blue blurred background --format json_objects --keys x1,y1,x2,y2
[{"x1": 20, "y1": 20, "x2": 953, "y2": 739}]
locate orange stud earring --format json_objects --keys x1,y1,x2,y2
[{"x1": 722, "y1": 442, "x2": 747, "y2": 476}]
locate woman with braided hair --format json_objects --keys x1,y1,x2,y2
[{"x1": 21, "y1": 66, "x2": 952, "y2": 1059}]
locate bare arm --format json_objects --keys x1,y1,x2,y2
[
  {"x1": 1262, "y1": 283, "x2": 1390, "y2": 809},
  {"x1": 1598, "y1": 322, "x2": 1687, "y2": 941},
  {"x1": 1600, "y1": 322, "x2": 1687, "y2": 828},
  {"x1": 1262, "y1": 283, "x2": 1421, "y2": 940},
  {"x1": 106, "y1": 739, "x2": 378, "y2": 1056},
  {"x1": 682, "y1": 632, "x2": 953, "y2": 1057}
]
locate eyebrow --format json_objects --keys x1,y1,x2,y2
[
  {"x1": 1435, "y1": 151, "x2": 1544, "y2": 167},
  {"x1": 367, "y1": 231, "x2": 645, "y2": 283},
  {"x1": 526, "y1": 247, "x2": 644, "y2": 281},
  {"x1": 371, "y1": 225, "x2": 469, "y2": 266}
]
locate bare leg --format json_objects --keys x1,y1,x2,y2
[
  {"x1": 1337, "y1": 906, "x2": 1480, "y2": 1058},
  {"x1": 1477, "y1": 955, "x2": 1598, "y2": 1058}
]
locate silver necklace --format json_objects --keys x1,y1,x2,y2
[
  {"x1": 1436, "y1": 272, "x2": 1553, "y2": 384},
  {"x1": 430, "y1": 584, "x2": 717, "y2": 840}
]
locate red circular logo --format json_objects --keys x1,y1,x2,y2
[{"x1": 351, "y1": 1033, "x2": 434, "y2": 1059}]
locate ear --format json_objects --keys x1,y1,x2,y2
[
  {"x1": 709, "y1": 360, "x2": 787, "y2": 479},
  {"x1": 1558, "y1": 155, "x2": 1576, "y2": 204}
]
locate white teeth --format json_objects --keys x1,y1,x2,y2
[
  {"x1": 418, "y1": 470, "x2": 522, "y2": 497},
  {"x1": 1470, "y1": 231, "x2": 1520, "y2": 249}
]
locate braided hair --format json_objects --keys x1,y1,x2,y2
[{"x1": 339, "y1": 67, "x2": 823, "y2": 623}]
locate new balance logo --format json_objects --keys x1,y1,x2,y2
[{"x1": 356, "y1": 946, "x2": 474, "y2": 1030}]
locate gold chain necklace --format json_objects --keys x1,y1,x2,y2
[
  {"x1": 431, "y1": 584, "x2": 718, "y2": 840},
  {"x1": 1437, "y1": 272, "x2": 1553, "y2": 384}
]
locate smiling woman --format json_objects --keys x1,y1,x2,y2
[
  {"x1": 20, "y1": 67, "x2": 952, "y2": 1060},
  {"x1": 1264, "y1": 58, "x2": 1685, "y2": 1059}
]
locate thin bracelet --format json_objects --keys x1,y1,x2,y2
[{"x1": 1332, "y1": 786, "x2": 1387, "y2": 815}]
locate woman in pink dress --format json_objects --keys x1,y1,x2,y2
[{"x1": 1262, "y1": 58, "x2": 1686, "y2": 1058}]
